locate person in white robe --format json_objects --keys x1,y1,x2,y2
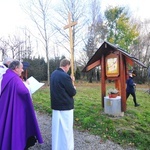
[{"x1": 50, "y1": 59, "x2": 76, "y2": 150}]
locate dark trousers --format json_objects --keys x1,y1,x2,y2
[{"x1": 126, "y1": 92, "x2": 137, "y2": 105}]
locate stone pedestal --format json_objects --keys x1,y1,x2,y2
[{"x1": 104, "y1": 96, "x2": 124, "y2": 117}]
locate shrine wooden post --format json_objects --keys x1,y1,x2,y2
[
  {"x1": 64, "y1": 12, "x2": 77, "y2": 84},
  {"x1": 101, "y1": 54, "x2": 106, "y2": 108},
  {"x1": 119, "y1": 52, "x2": 127, "y2": 111}
]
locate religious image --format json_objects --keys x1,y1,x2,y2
[{"x1": 107, "y1": 58, "x2": 118, "y2": 73}]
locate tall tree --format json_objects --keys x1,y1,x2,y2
[
  {"x1": 22, "y1": 0, "x2": 52, "y2": 85},
  {"x1": 134, "y1": 20, "x2": 150, "y2": 66},
  {"x1": 78, "y1": 0, "x2": 103, "y2": 66},
  {"x1": 0, "y1": 34, "x2": 32, "y2": 60},
  {"x1": 130, "y1": 19, "x2": 150, "y2": 82},
  {"x1": 78, "y1": 0, "x2": 103, "y2": 82},
  {"x1": 0, "y1": 38, "x2": 8, "y2": 59},
  {"x1": 51, "y1": 0, "x2": 87, "y2": 70},
  {"x1": 87, "y1": 0, "x2": 105, "y2": 47},
  {"x1": 104, "y1": 6, "x2": 139, "y2": 51}
]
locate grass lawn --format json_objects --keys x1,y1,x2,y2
[{"x1": 32, "y1": 82, "x2": 150, "y2": 150}]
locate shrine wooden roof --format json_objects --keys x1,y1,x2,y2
[{"x1": 82, "y1": 41, "x2": 147, "y2": 72}]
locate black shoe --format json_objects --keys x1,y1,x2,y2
[{"x1": 135, "y1": 103, "x2": 140, "y2": 107}]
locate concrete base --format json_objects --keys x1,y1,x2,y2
[{"x1": 104, "y1": 96, "x2": 124, "y2": 117}]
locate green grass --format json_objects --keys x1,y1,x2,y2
[{"x1": 32, "y1": 83, "x2": 150, "y2": 150}]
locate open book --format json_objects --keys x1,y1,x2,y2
[{"x1": 27, "y1": 76, "x2": 45, "y2": 94}]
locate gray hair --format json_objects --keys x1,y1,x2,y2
[
  {"x1": 60, "y1": 59, "x2": 70, "y2": 67},
  {"x1": 3, "y1": 57, "x2": 13, "y2": 67},
  {"x1": 9, "y1": 60, "x2": 21, "y2": 70}
]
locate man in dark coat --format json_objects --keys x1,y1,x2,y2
[
  {"x1": 126, "y1": 73, "x2": 140, "y2": 107},
  {"x1": 50, "y1": 58, "x2": 76, "y2": 150},
  {"x1": 0, "y1": 60, "x2": 43, "y2": 150}
]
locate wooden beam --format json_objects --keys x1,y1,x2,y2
[
  {"x1": 64, "y1": 22, "x2": 77, "y2": 30},
  {"x1": 125, "y1": 57, "x2": 134, "y2": 66},
  {"x1": 86, "y1": 60, "x2": 101, "y2": 71},
  {"x1": 64, "y1": 12, "x2": 77, "y2": 84}
]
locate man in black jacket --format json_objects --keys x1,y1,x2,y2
[
  {"x1": 50, "y1": 59, "x2": 76, "y2": 150},
  {"x1": 126, "y1": 72, "x2": 140, "y2": 107}
]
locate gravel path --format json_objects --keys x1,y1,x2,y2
[{"x1": 29, "y1": 111, "x2": 136, "y2": 150}]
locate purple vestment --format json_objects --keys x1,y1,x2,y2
[{"x1": 0, "y1": 69, "x2": 43, "y2": 150}]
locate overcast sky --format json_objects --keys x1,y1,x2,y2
[
  {"x1": 0, "y1": 0, "x2": 149, "y2": 36},
  {"x1": 101, "y1": 0, "x2": 149, "y2": 20},
  {"x1": 0, "y1": 0, "x2": 149, "y2": 60}
]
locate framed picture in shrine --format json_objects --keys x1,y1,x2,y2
[{"x1": 105, "y1": 53, "x2": 119, "y2": 77}]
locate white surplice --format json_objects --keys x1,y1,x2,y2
[
  {"x1": 52, "y1": 109, "x2": 74, "y2": 150},
  {"x1": 0, "y1": 63, "x2": 8, "y2": 95}
]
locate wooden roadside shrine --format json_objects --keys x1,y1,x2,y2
[{"x1": 83, "y1": 41, "x2": 147, "y2": 112}]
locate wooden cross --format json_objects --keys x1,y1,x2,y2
[{"x1": 64, "y1": 12, "x2": 77, "y2": 83}]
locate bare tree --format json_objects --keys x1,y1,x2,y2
[
  {"x1": 76, "y1": 0, "x2": 104, "y2": 82},
  {"x1": 137, "y1": 20, "x2": 150, "y2": 67},
  {"x1": 0, "y1": 34, "x2": 32, "y2": 61},
  {"x1": 21, "y1": 0, "x2": 53, "y2": 85},
  {"x1": 22, "y1": 29, "x2": 32, "y2": 59},
  {"x1": 77, "y1": 0, "x2": 104, "y2": 66},
  {"x1": 51, "y1": 0, "x2": 88, "y2": 62},
  {"x1": 131, "y1": 19, "x2": 150, "y2": 81},
  {"x1": 87, "y1": 0, "x2": 105, "y2": 46},
  {"x1": 0, "y1": 38, "x2": 8, "y2": 59}
]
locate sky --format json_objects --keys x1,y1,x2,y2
[
  {"x1": 0, "y1": 0, "x2": 25, "y2": 36},
  {"x1": 0, "y1": 0, "x2": 149, "y2": 36},
  {"x1": 0, "y1": 0, "x2": 149, "y2": 60},
  {"x1": 101, "y1": 0, "x2": 149, "y2": 20}
]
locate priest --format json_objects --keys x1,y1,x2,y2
[{"x1": 0, "y1": 60, "x2": 43, "y2": 150}]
